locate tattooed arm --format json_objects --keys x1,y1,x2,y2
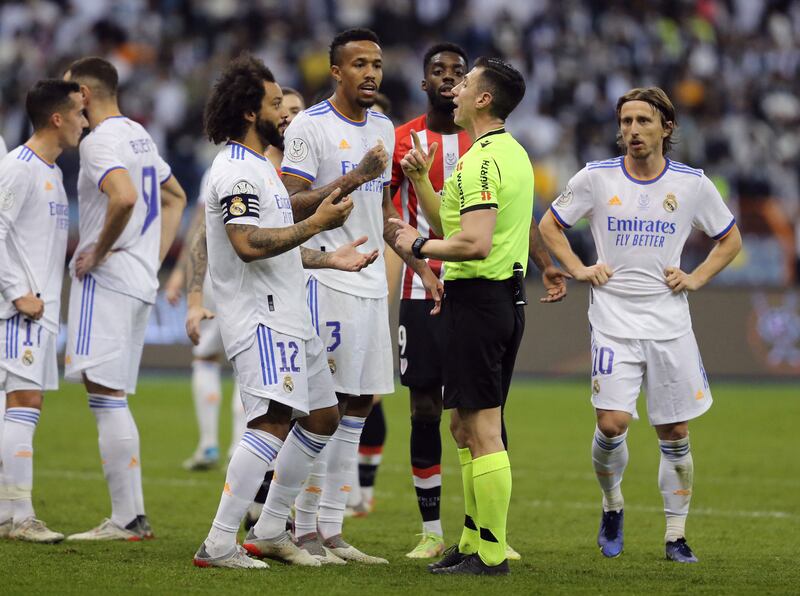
[
  {"x1": 300, "y1": 238, "x2": 378, "y2": 272},
  {"x1": 184, "y1": 209, "x2": 213, "y2": 344}
]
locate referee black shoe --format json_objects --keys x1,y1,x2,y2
[
  {"x1": 427, "y1": 544, "x2": 467, "y2": 571},
  {"x1": 431, "y1": 553, "x2": 509, "y2": 576}
]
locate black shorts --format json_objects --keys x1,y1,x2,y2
[
  {"x1": 442, "y1": 279, "x2": 525, "y2": 411},
  {"x1": 398, "y1": 299, "x2": 446, "y2": 388}
]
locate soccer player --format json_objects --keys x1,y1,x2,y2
[
  {"x1": 393, "y1": 57, "x2": 532, "y2": 576},
  {"x1": 62, "y1": 57, "x2": 187, "y2": 541},
  {"x1": 187, "y1": 55, "x2": 377, "y2": 569},
  {"x1": 539, "y1": 87, "x2": 742, "y2": 563},
  {"x1": 280, "y1": 28, "x2": 442, "y2": 563},
  {"x1": 0, "y1": 79, "x2": 87, "y2": 543},
  {"x1": 265, "y1": 87, "x2": 304, "y2": 171}
]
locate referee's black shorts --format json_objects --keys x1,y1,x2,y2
[
  {"x1": 398, "y1": 298, "x2": 445, "y2": 389},
  {"x1": 442, "y1": 278, "x2": 525, "y2": 411}
]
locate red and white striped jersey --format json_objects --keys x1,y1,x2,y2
[{"x1": 391, "y1": 114, "x2": 471, "y2": 300}]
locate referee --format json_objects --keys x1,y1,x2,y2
[{"x1": 392, "y1": 57, "x2": 532, "y2": 576}]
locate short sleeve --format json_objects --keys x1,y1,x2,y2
[
  {"x1": 549, "y1": 167, "x2": 594, "y2": 228},
  {"x1": 215, "y1": 173, "x2": 261, "y2": 227},
  {"x1": 81, "y1": 135, "x2": 127, "y2": 190},
  {"x1": 156, "y1": 153, "x2": 172, "y2": 185},
  {"x1": 281, "y1": 114, "x2": 321, "y2": 184},
  {"x1": 454, "y1": 152, "x2": 500, "y2": 214},
  {"x1": 692, "y1": 176, "x2": 736, "y2": 239},
  {"x1": 382, "y1": 122, "x2": 395, "y2": 188}
]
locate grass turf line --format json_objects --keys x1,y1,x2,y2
[{"x1": 0, "y1": 378, "x2": 798, "y2": 594}]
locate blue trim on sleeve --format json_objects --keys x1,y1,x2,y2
[
  {"x1": 281, "y1": 166, "x2": 315, "y2": 183},
  {"x1": 712, "y1": 217, "x2": 736, "y2": 240},
  {"x1": 160, "y1": 171, "x2": 172, "y2": 185},
  {"x1": 549, "y1": 205, "x2": 572, "y2": 229},
  {"x1": 97, "y1": 166, "x2": 128, "y2": 189}
]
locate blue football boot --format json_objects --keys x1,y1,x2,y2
[
  {"x1": 665, "y1": 538, "x2": 699, "y2": 563},
  {"x1": 597, "y1": 509, "x2": 624, "y2": 558}
]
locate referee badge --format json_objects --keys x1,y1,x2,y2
[
  {"x1": 283, "y1": 375, "x2": 294, "y2": 393},
  {"x1": 229, "y1": 197, "x2": 247, "y2": 216},
  {"x1": 22, "y1": 349, "x2": 34, "y2": 366},
  {"x1": 592, "y1": 379, "x2": 600, "y2": 394},
  {"x1": 663, "y1": 193, "x2": 678, "y2": 213},
  {"x1": 328, "y1": 358, "x2": 337, "y2": 375}
]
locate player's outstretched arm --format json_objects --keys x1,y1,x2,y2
[
  {"x1": 226, "y1": 188, "x2": 352, "y2": 262},
  {"x1": 529, "y1": 217, "x2": 570, "y2": 303},
  {"x1": 158, "y1": 174, "x2": 188, "y2": 264},
  {"x1": 300, "y1": 237, "x2": 379, "y2": 272},
  {"x1": 382, "y1": 190, "x2": 443, "y2": 314},
  {"x1": 74, "y1": 169, "x2": 137, "y2": 279},
  {"x1": 665, "y1": 224, "x2": 742, "y2": 292},
  {"x1": 285, "y1": 142, "x2": 388, "y2": 221},
  {"x1": 540, "y1": 210, "x2": 612, "y2": 287}
]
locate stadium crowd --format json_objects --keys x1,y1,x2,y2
[{"x1": 0, "y1": 0, "x2": 797, "y2": 284}]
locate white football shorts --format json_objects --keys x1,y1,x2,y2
[
  {"x1": 65, "y1": 275, "x2": 152, "y2": 394},
  {"x1": 232, "y1": 325, "x2": 337, "y2": 422},
  {"x1": 589, "y1": 327, "x2": 713, "y2": 426},
  {"x1": 0, "y1": 315, "x2": 58, "y2": 392},
  {"x1": 305, "y1": 277, "x2": 394, "y2": 396}
]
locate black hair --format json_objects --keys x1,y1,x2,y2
[
  {"x1": 423, "y1": 42, "x2": 468, "y2": 71},
  {"x1": 26, "y1": 79, "x2": 81, "y2": 131},
  {"x1": 329, "y1": 28, "x2": 380, "y2": 66},
  {"x1": 65, "y1": 56, "x2": 119, "y2": 96},
  {"x1": 204, "y1": 54, "x2": 275, "y2": 144},
  {"x1": 474, "y1": 57, "x2": 526, "y2": 120}
]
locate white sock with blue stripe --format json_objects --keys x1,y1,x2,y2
[
  {"x1": 89, "y1": 394, "x2": 137, "y2": 529},
  {"x1": 592, "y1": 426, "x2": 628, "y2": 512},
  {"x1": 659, "y1": 436, "x2": 693, "y2": 542},
  {"x1": 1, "y1": 407, "x2": 40, "y2": 522},
  {"x1": 126, "y1": 409, "x2": 145, "y2": 517},
  {"x1": 206, "y1": 429, "x2": 283, "y2": 557},
  {"x1": 293, "y1": 458, "x2": 326, "y2": 537},
  {"x1": 253, "y1": 424, "x2": 331, "y2": 539},
  {"x1": 318, "y1": 415, "x2": 365, "y2": 539}
]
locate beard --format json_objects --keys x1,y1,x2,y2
[
  {"x1": 426, "y1": 87, "x2": 456, "y2": 113},
  {"x1": 255, "y1": 115, "x2": 283, "y2": 149},
  {"x1": 356, "y1": 96, "x2": 376, "y2": 108}
]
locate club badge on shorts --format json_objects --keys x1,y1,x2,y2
[
  {"x1": 283, "y1": 375, "x2": 294, "y2": 393},
  {"x1": 592, "y1": 379, "x2": 600, "y2": 394},
  {"x1": 328, "y1": 358, "x2": 337, "y2": 375},
  {"x1": 22, "y1": 349, "x2": 34, "y2": 366},
  {"x1": 663, "y1": 193, "x2": 678, "y2": 213}
]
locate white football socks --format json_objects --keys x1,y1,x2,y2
[
  {"x1": 229, "y1": 381, "x2": 245, "y2": 459},
  {"x1": 294, "y1": 458, "x2": 326, "y2": 537},
  {"x1": 1, "y1": 407, "x2": 40, "y2": 522},
  {"x1": 253, "y1": 424, "x2": 330, "y2": 539},
  {"x1": 318, "y1": 415, "x2": 365, "y2": 539},
  {"x1": 0, "y1": 397, "x2": 12, "y2": 523},
  {"x1": 89, "y1": 394, "x2": 137, "y2": 528},
  {"x1": 659, "y1": 436, "x2": 693, "y2": 542},
  {"x1": 592, "y1": 426, "x2": 628, "y2": 512},
  {"x1": 206, "y1": 429, "x2": 282, "y2": 557},
  {"x1": 126, "y1": 408, "x2": 145, "y2": 517},
  {"x1": 191, "y1": 360, "x2": 221, "y2": 453}
]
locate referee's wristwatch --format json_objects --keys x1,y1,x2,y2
[{"x1": 411, "y1": 236, "x2": 429, "y2": 259}]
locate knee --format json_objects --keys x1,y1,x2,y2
[
  {"x1": 344, "y1": 394, "x2": 373, "y2": 418},
  {"x1": 656, "y1": 422, "x2": 689, "y2": 441},
  {"x1": 302, "y1": 406, "x2": 340, "y2": 436},
  {"x1": 410, "y1": 388, "x2": 442, "y2": 421},
  {"x1": 596, "y1": 419, "x2": 628, "y2": 438}
]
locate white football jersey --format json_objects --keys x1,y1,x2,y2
[
  {"x1": 206, "y1": 141, "x2": 314, "y2": 360},
  {"x1": 0, "y1": 136, "x2": 7, "y2": 159},
  {"x1": 0, "y1": 146, "x2": 69, "y2": 333},
  {"x1": 73, "y1": 116, "x2": 172, "y2": 303},
  {"x1": 281, "y1": 100, "x2": 394, "y2": 298},
  {"x1": 551, "y1": 157, "x2": 735, "y2": 340}
]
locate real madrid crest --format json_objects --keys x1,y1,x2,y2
[
  {"x1": 592, "y1": 379, "x2": 600, "y2": 394},
  {"x1": 229, "y1": 196, "x2": 246, "y2": 216},
  {"x1": 283, "y1": 375, "x2": 294, "y2": 393},
  {"x1": 22, "y1": 349, "x2": 34, "y2": 366},
  {"x1": 663, "y1": 193, "x2": 677, "y2": 213},
  {"x1": 328, "y1": 358, "x2": 337, "y2": 375}
]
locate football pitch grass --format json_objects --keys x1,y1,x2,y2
[{"x1": 1, "y1": 377, "x2": 798, "y2": 594}]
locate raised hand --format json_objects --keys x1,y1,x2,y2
[
  {"x1": 400, "y1": 129, "x2": 438, "y2": 183},
  {"x1": 329, "y1": 236, "x2": 379, "y2": 272},
  {"x1": 355, "y1": 140, "x2": 390, "y2": 182},
  {"x1": 311, "y1": 188, "x2": 354, "y2": 231}
]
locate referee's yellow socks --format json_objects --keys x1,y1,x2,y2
[
  {"x1": 473, "y1": 450, "x2": 512, "y2": 566},
  {"x1": 457, "y1": 447, "x2": 479, "y2": 555}
]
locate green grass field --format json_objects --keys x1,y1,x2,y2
[{"x1": 1, "y1": 377, "x2": 798, "y2": 594}]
